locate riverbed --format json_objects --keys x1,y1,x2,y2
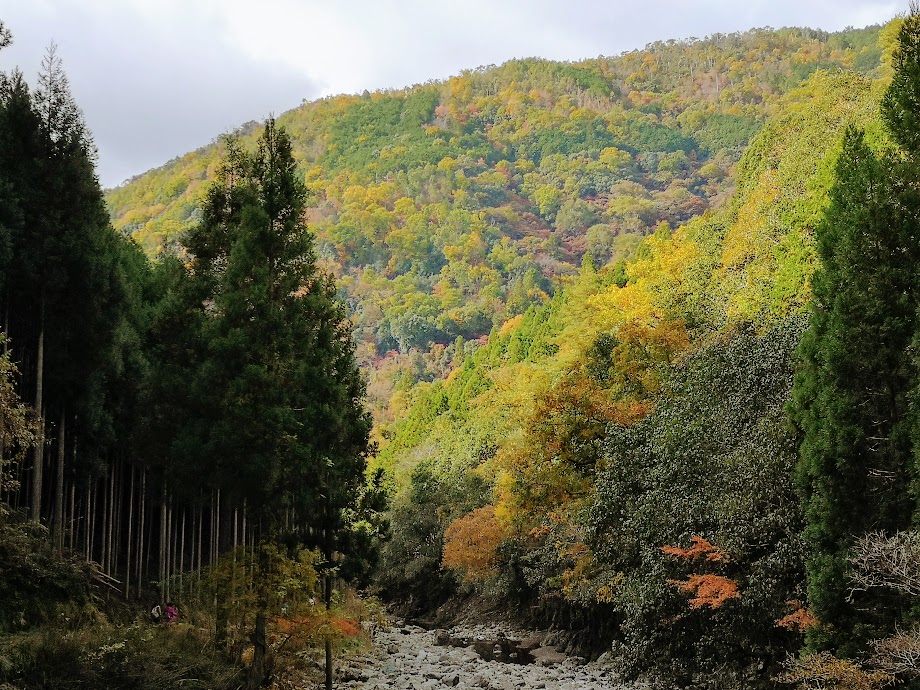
[{"x1": 333, "y1": 621, "x2": 628, "y2": 690}]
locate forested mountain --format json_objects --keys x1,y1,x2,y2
[
  {"x1": 8, "y1": 10, "x2": 920, "y2": 690},
  {"x1": 106, "y1": 25, "x2": 885, "y2": 410}
]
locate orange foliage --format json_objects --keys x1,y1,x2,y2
[
  {"x1": 274, "y1": 614, "x2": 323, "y2": 639},
  {"x1": 776, "y1": 602, "x2": 818, "y2": 632},
  {"x1": 442, "y1": 505, "x2": 507, "y2": 582},
  {"x1": 668, "y1": 574, "x2": 740, "y2": 609},
  {"x1": 275, "y1": 613, "x2": 362, "y2": 638},
  {"x1": 332, "y1": 618, "x2": 362, "y2": 637},
  {"x1": 661, "y1": 535, "x2": 730, "y2": 564},
  {"x1": 663, "y1": 536, "x2": 738, "y2": 610}
]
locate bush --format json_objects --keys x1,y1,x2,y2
[{"x1": 0, "y1": 517, "x2": 89, "y2": 634}]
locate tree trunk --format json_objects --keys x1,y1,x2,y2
[
  {"x1": 53, "y1": 408, "x2": 65, "y2": 552},
  {"x1": 248, "y1": 610, "x2": 268, "y2": 689},
  {"x1": 68, "y1": 482, "x2": 75, "y2": 551},
  {"x1": 83, "y1": 482, "x2": 90, "y2": 561},
  {"x1": 138, "y1": 469, "x2": 146, "y2": 596},
  {"x1": 325, "y1": 521, "x2": 333, "y2": 690},
  {"x1": 29, "y1": 299, "x2": 44, "y2": 523},
  {"x1": 125, "y1": 464, "x2": 134, "y2": 600},
  {"x1": 166, "y1": 495, "x2": 173, "y2": 601},
  {"x1": 106, "y1": 464, "x2": 115, "y2": 573},
  {"x1": 214, "y1": 490, "x2": 228, "y2": 648},
  {"x1": 115, "y1": 460, "x2": 124, "y2": 580},
  {"x1": 159, "y1": 483, "x2": 167, "y2": 602},
  {"x1": 179, "y1": 508, "x2": 186, "y2": 598},
  {"x1": 197, "y1": 501, "x2": 203, "y2": 579},
  {"x1": 89, "y1": 480, "x2": 96, "y2": 562}
]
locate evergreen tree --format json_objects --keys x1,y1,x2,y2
[
  {"x1": 792, "y1": 124, "x2": 919, "y2": 652},
  {"x1": 188, "y1": 120, "x2": 371, "y2": 529},
  {"x1": 792, "y1": 6, "x2": 920, "y2": 655},
  {"x1": 186, "y1": 119, "x2": 372, "y2": 686}
]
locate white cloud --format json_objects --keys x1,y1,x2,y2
[{"x1": 0, "y1": 0, "x2": 904, "y2": 186}]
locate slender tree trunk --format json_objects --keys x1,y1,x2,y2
[
  {"x1": 138, "y1": 469, "x2": 146, "y2": 596},
  {"x1": 68, "y1": 482, "x2": 75, "y2": 551},
  {"x1": 325, "y1": 518, "x2": 334, "y2": 690},
  {"x1": 54, "y1": 409, "x2": 65, "y2": 552},
  {"x1": 160, "y1": 484, "x2": 167, "y2": 601},
  {"x1": 115, "y1": 460, "x2": 124, "y2": 580},
  {"x1": 196, "y1": 501, "x2": 203, "y2": 580},
  {"x1": 125, "y1": 465, "x2": 134, "y2": 600},
  {"x1": 84, "y1": 482, "x2": 90, "y2": 561},
  {"x1": 29, "y1": 299, "x2": 44, "y2": 523},
  {"x1": 179, "y1": 508, "x2": 186, "y2": 598},
  {"x1": 165, "y1": 494, "x2": 173, "y2": 601},
  {"x1": 106, "y1": 464, "x2": 115, "y2": 573},
  {"x1": 215, "y1": 488, "x2": 228, "y2": 647},
  {"x1": 89, "y1": 480, "x2": 96, "y2": 563}
]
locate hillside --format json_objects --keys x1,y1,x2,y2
[
  {"x1": 9, "y1": 9, "x2": 920, "y2": 689},
  {"x1": 107, "y1": 25, "x2": 884, "y2": 398},
  {"x1": 373, "y1": 44, "x2": 891, "y2": 688}
]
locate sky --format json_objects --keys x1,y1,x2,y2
[{"x1": 0, "y1": 0, "x2": 904, "y2": 188}]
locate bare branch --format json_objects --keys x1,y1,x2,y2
[
  {"x1": 850, "y1": 531, "x2": 920, "y2": 597},
  {"x1": 871, "y1": 630, "x2": 920, "y2": 677}
]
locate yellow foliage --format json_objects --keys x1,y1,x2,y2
[
  {"x1": 498, "y1": 314, "x2": 525, "y2": 337},
  {"x1": 777, "y1": 653, "x2": 893, "y2": 690},
  {"x1": 442, "y1": 505, "x2": 508, "y2": 582}
]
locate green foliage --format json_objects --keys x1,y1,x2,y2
[
  {"x1": 185, "y1": 120, "x2": 372, "y2": 533},
  {"x1": 589, "y1": 320, "x2": 806, "y2": 688},
  {"x1": 792, "y1": 12, "x2": 920, "y2": 655},
  {"x1": 0, "y1": 518, "x2": 88, "y2": 634},
  {"x1": 107, "y1": 26, "x2": 886, "y2": 391},
  {"x1": 0, "y1": 621, "x2": 241, "y2": 690}
]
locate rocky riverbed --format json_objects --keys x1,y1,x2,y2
[{"x1": 333, "y1": 621, "x2": 628, "y2": 690}]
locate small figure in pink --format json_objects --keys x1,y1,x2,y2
[{"x1": 165, "y1": 602, "x2": 179, "y2": 623}]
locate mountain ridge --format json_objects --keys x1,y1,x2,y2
[{"x1": 105, "y1": 23, "x2": 886, "y2": 419}]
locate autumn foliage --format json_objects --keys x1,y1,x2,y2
[
  {"x1": 442, "y1": 505, "x2": 506, "y2": 582},
  {"x1": 776, "y1": 603, "x2": 818, "y2": 632},
  {"x1": 663, "y1": 536, "x2": 739, "y2": 609},
  {"x1": 661, "y1": 535, "x2": 730, "y2": 564},
  {"x1": 668, "y1": 574, "x2": 740, "y2": 609}
]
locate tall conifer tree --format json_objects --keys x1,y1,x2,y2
[
  {"x1": 793, "y1": 7, "x2": 920, "y2": 652},
  {"x1": 186, "y1": 119, "x2": 371, "y2": 687}
]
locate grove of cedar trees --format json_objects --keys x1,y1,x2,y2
[{"x1": 0, "y1": 26, "x2": 375, "y2": 685}]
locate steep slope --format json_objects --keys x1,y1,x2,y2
[
  {"x1": 107, "y1": 26, "x2": 883, "y2": 380},
  {"x1": 374, "y1": 59, "x2": 886, "y2": 685}
]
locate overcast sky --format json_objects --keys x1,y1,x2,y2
[{"x1": 0, "y1": 0, "x2": 904, "y2": 188}]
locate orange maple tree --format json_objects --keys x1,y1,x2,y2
[{"x1": 662, "y1": 535, "x2": 739, "y2": 609}]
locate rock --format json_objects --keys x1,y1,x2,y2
[
  {"x1": 531, "y1": 646, "x2": 567, "y2": 667},
  {"x1": 444, "y1": 673, "x2": 460, "y2": 686}
]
